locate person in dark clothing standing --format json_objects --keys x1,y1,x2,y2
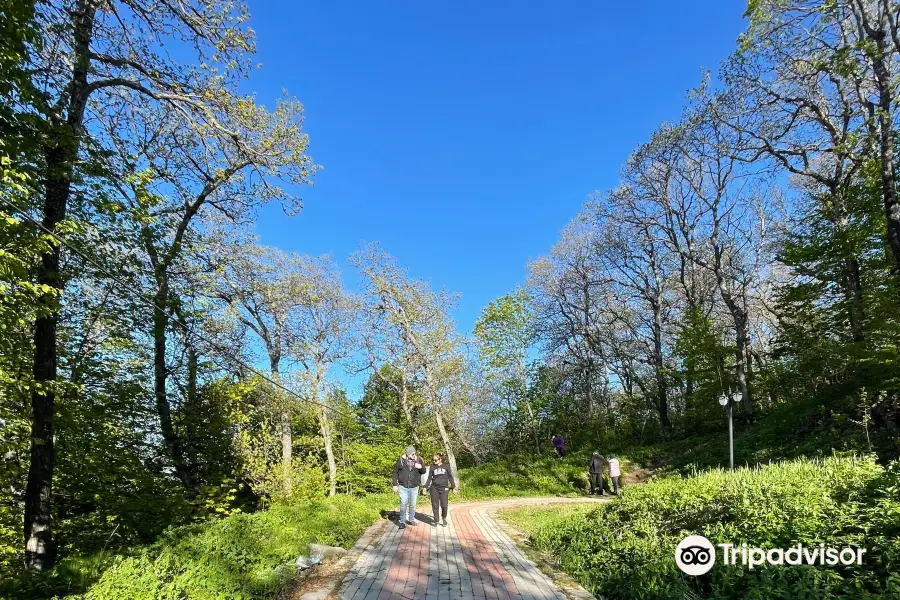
[
  {"x1": 392, "y1": 445, "x2": 427, "y2": 529},
  {"x1": 588, "y1": 452, "x2": 606, "y2": 495},
  {"x1": 424, "y1": 453, "x2": 456, "y2": 527},
  {"x1": 551, "y1": 434, "x2": 566, "y2": 458}
]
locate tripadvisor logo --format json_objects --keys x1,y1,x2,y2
[
  {"x1": 675, "y1": 535, "x2": 716, "y2": 575},
  {"x1": 675, "y1": 535, "x2": 867, "y2": 575}
]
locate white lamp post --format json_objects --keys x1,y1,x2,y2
[{"x1": 719, "y1": 390, "x2": 741, "y2": 471}]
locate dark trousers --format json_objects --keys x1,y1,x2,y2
[
  {"x1": 430, "y1": 487, "x2": 449, "y2": 522},
  {"x1": 589, "y1": 472, "x2": 605, "y2": 495},
  {"x1": 554, "y1": 447, "x2": 565, "y2": 458},
  {"x1": 611, "y1": 476, "x2": 620, "y2": 494}
]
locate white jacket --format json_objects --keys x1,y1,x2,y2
[{"x1": 608, "y1": 458, "x2": 621, "y2": 478}]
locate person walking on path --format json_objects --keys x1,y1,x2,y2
[
  {"x1": 551, "y1": 434, "x2": 566, "y2": 458},
  {"x1": 608, "y1": 454, "x2": 621, "y2": 495},
  {"x1": 392, "y1": 445, "x2": 426, "y2": 529},
  {"x1": 424, "y1": 453, "x2": 457, "y2": 527},
  {"x1": 588, "y1": 452, "x2": 606, "y2": 496}
]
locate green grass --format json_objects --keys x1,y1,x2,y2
[
  {"x1": 502, "y1": 504, "x2": 595, "y2": 532},
  {"x1": 501, "y1": 455, "x2": 900, "y2": 599},
  {"x1": 2, "y1": 494, "x2": 394, "y2": 600},
  {"x1": 458, "y1": 451, "x2": 636, "y2": 500}
]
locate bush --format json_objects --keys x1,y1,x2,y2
[
  {"x1": 339, "y1": 441, "x2": 406, "y2": 495},
  {"x1": 1, "y1": 494, "x2": 393, "y2": 600},
  {"x1": 81, "y1": 494, "x2": 393, "y2": 600},
  {"x1": 505, "y1": 456, "x2": 900, "y2": 599}
]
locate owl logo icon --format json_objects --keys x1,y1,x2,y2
[{"x1": 675, "y1": 535, "x2": 716, "y2": 575}]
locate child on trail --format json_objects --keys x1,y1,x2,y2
[
  {"x1": 424, "y1": 453, "x2": 457, "y2": 527},
  {"x1": 608, "y1": 454, "x2": 621, "y2": 495},
  {"x1": 551, "y1": 434, "x2": 566, "y2": 458},
  {"x1": 392, "y1": 445, "x2": 427, "y2": 529},
  {"x1": 588, "y1": 452, "x2": 605, "y2": 496}
]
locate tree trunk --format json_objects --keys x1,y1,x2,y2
[
  {"x1": 845, "y1": 256, "x2": 866, "y2": 343},
  {"x1": 654, "y1": 365, "x2": 671, "y2": 437},
  {"x1": 870, "y1": 36, "x2": 900, "y2": 273},
  {"x1": 398, "y1": 377, "x2": 421, "y2": 447},
  {"x1": 523, "y1": 399, "x2": 540, "y2": 454},
  {"x1": 685, "y1": 368, "x2": 695, "y2": 413},
  {"x1": 152, "y1": 286, "x2": 194, "y2": 492},
  {"x1": 318, "y1": 406, "x2": 337, "y2": 497},
  {"x1": 24, "y1": 1, "x2": 101, "y2": 570},
  {"x1": 184, "y1": 347, "x2": 198, "y2": 464},
  {"x1": 745, "y1": 336, "x2": 755, "y2": 407},
  {"x1": 422, "y1": 366, "x2": 459, "y2": 487},
  {"x1": 651, "y1": 301, "x2": 671, "y2": 438},
  {"x1": 719, "y1": 291, "x2": 755, "y2": 416},
  {"x1": 280, "y1": 409, "x2": 292, "y2": 496},
  {"x1": 430, "y1": 399, "x2": 459, "y2": 488},
  {"x1": 734, "y1": 322, "x2": 751, "y2": 414},
  {"x1": 710, "y1": 249, "x2": 756, "y2": 416},
  {"x1": 316, "y1": 375, "x2": 337, "y2": 497},
  {"x1": 269, "y1": 367, "x2": 292, "y2": 498},
  {"x1": 682, "y1": 260, "x2": 700, "y2": 414},
  {"x1": 584, "y1": 360, "x2": 595, "y2": 419},
  {"x1": 25, "y1": 306, "x2": 57, "y2": 571},
  {"x1": 517, "y1": 359, "x2": 540, "y2": 454}
]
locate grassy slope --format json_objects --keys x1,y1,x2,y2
[
  {"x1": 458, "y1": 451, "x2": 638, "y2": 500},
  {"x1": 3, "y1": 495, "x2": 394, "y2": 600},
  {"x1": 502, "y1": 456, "x2": 900, "y2": 599},
  {"x1": 627, "y1": 394, "x2": 900, "y2": 477}
]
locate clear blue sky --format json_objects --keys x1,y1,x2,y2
[{"x1": 248, "y1": 1, "x2": 748, "y2": 336}]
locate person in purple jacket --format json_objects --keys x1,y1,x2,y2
[{"x1": 551, "y1": 434, "x2": 566, "y2": 458}]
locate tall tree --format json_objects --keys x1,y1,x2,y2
[
  {"x1": 99, "y1": 89, "x2": 313, "y2": 497},
  {"x1": 290, "y1": 256, "x2": 356, "y2": 497},
  {"x1": 593, "y1": 198, "x2": 677, "y2": 437},
  {"x1": 21, "y1": 0, "x2": 269, "y2": 569},
  {"x1": 474, "y1": 289, "x2": 540, "y2": 453},
  {"x1": 740, "y1": 0, "x2": 900, "y2": 273},
  {"x1": 626, "y1": 99, "x2": 773, "y2": 416},
  {"x1": 727, "y1": 1, "x2": 871, "y2": 341},
  {"x1": 527, "y1": 219, "x2": 611, "y2": 422},
  {"x1": 353, "y1": 244, "x2": 464, "y2": 486},
  {"x1": 214, "y1": 243, "x2": 306, "y2": 498}
]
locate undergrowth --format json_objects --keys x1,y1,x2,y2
[
  {"x1": 458, "y1": 451, "x2": 634, "y2": 500},
  {"x1": 2, "y1": 494, "x2": 393, "y2": 600},
  {"x1": 503, "y1": 456, "x2": 900, "y2": 599}
]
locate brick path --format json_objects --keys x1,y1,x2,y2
[{"x1": 337, "y1": 498, "x2": 603, "y2": 600}]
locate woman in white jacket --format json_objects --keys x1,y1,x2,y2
[{"x1": 608, "y1": 454, "x2": 621, "y2": 495}]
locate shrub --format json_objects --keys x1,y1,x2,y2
[
  {"x1": 66, "y1": 494, "x2": 392, "y2": 600},
  {"x1": 507, "y1": 456, "x2": 900, "y2": 599}
]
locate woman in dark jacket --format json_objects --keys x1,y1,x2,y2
[{"x1": 424, "y1": 453, "x2": 457, "y2": 527}]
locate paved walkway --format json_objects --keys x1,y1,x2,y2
[{"x1": 337, "y1": 497, "x2": 604, "y2": 600}]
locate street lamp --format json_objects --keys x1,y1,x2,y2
[{"x1": 719, "y1": 390, "x2": 742, "y2": 471}]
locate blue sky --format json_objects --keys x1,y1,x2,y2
[{"x1": 248, "y1": 1, "x2": 748, "y2": 337}]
